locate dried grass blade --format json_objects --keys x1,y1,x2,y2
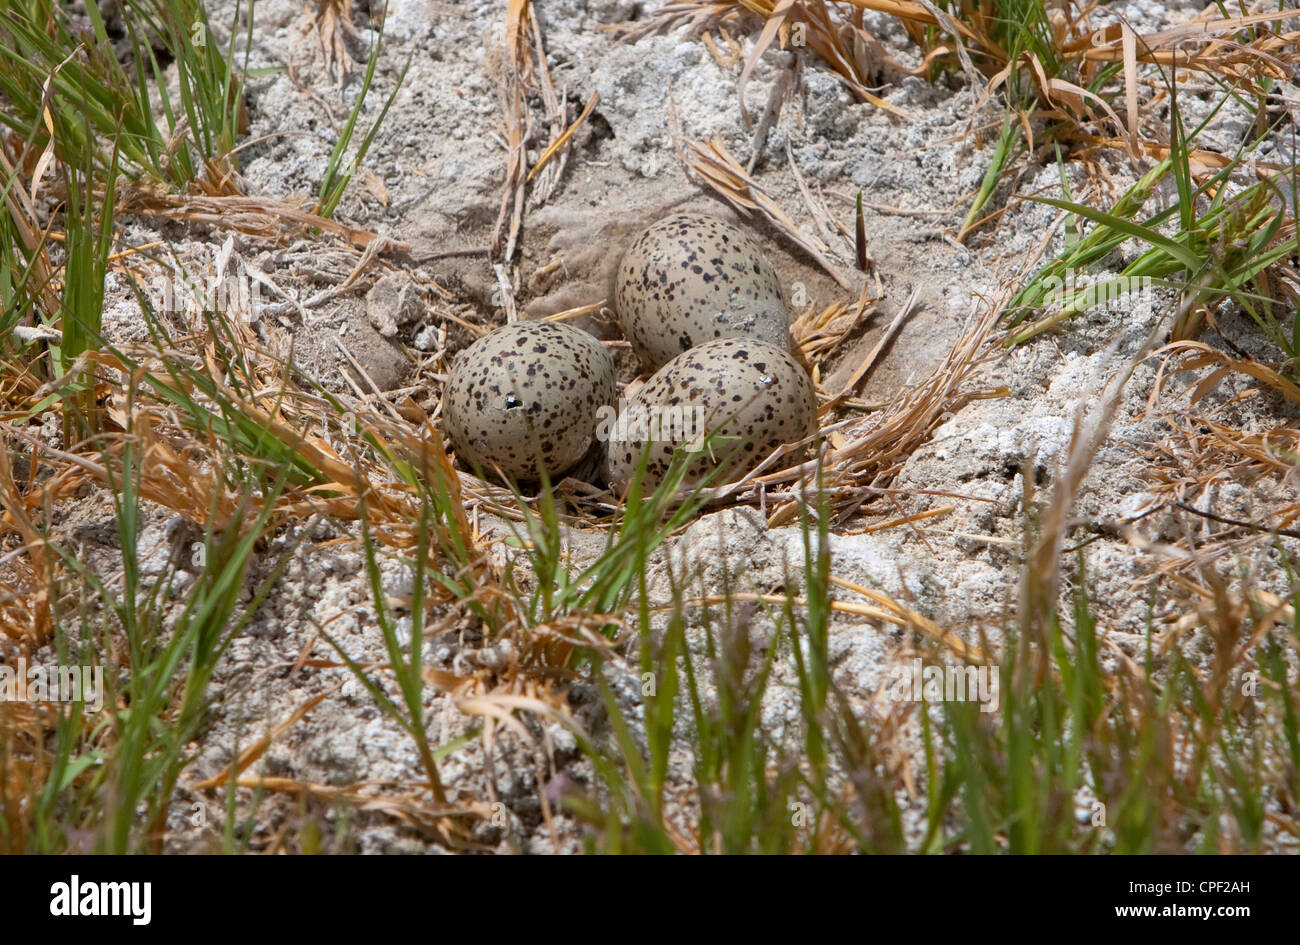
[
  {"x1": 192, "y1": 690, "x2": 334, "y2": 790},
  {"x1": 1159, "y1": 341, "x2": 1300, "y2": 404},
  {"x1": 737, "y1": 0, "x2": 797, "y2": 128},
  {"x1": 527, "y1": 91, "x2": 599, "y2": 184}
]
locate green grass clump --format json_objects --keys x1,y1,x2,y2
[
  {"x1": 0, "y1": 0, "x2": 251, "y2": 189},
  {"x1": 316, "y1": 22, "x2": 410, "y2": 219}
]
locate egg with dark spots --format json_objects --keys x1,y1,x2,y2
[
  {"x1": 614, "y1": 214, "x2": 790, "y2": 371},
  {"x1": 444, "y1": 321, "x2": 615, "y2": 481},
  {"x1": 604, "y1": 339, "x2": 816, "y2": 491}
]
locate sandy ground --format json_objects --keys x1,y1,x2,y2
[{"x1": 36, "y1": 0, "x2": 1300, "y2": 851}]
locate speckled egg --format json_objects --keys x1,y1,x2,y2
[
  {"x1": 444, "y1": 321, "x2": 615, "y2": 480},
  {"x1": 605, "y1": 338, "x2": 816, "y2": 491},
  {"x1": 614, "y1": 213, "x2": 790, "y2": 370}
]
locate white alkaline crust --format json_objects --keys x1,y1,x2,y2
[{"x1": 444, "y1": 321, "x2": 615, "y2": 481}]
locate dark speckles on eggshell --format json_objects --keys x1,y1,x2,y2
[
  {"x1": 606, "y1": 338, "x2": 816, "y2": 492},
  {"x1": 614, "y1": 214, "x2": 791, "y2": 371},
  {"x1": 443, "y1": 321, "x2": 615, "y2": 481}
]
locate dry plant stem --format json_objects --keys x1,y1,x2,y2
[
  {"x1": 527, "y1": 92, "x2": 600, "y2": 185},
  {"x1": 493, "y1": 1, "x2": 530, "y2": 259},
  {"x1": 821, "y1": 287, "x2": 919, "y2": 413},
  {"x1": 118, "y1": 185, "x2": 406, "y2": 251},
  {"x1": 669, "y1": 111, "x2": 853, "y2": 289}
]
